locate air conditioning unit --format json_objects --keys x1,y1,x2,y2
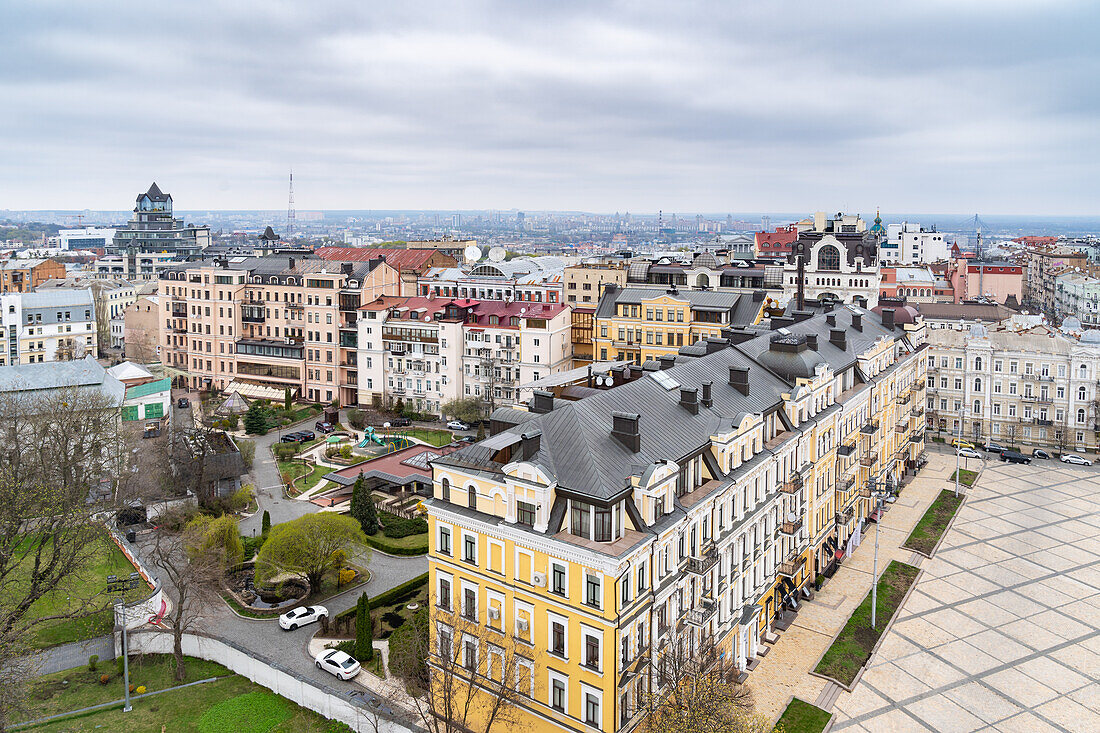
[
  {"x1": 517, "y1": 618, "x2": 529, "y2": 632},
  {"x1": 488, "y1": 607, "x2": 500, "y2": 620},
  {"x1": 533, "y1": 571, "x2": 547, "y2": 587}
]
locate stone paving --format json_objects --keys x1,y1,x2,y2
[
  {"x1": 747, "y1": 449, "x2": 957, "y2": 720},
  {"x1": 831, "y1": 460, "x2": 1100, "y2": 733}
]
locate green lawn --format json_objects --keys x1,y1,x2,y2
[
  {"x1": 19, "y1": 534, "x2": 148, "y2": 650},
  {"x1": 904, "y1": 490, "x2": 964, "y2": 556},
  {"x1": 949, "y1": 469, "x2": 978, "y2": 487},
  {"x1": 814, "y1": 561, "x2": 920, "y2": 686},
  {"x1": 365, "y1": 530, "x2": 428, "y2": 554},
  {"x1": 277, "y1": 461, "x2": 333, "y2": 495},
  {"x1": 776, "y1": 698, "x2": 832, "y2": 733},
  {"x1": 376, "y1": 428, "x2": 454, "y2": 447},
  {"x1": 17, "y1": 655, "x2": 351, "y2": 732}
]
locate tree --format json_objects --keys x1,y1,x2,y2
[
  {"x1": 476, "y1": 422, "x2": 485, "y2": 441},
  {"x1": 243, "y1": 403, "x2": 268, "y2": 435},
  {"x1": 90, "y1": 282, "x2": 111, "y2": 356},
  {"x1": 350, "y1": 475, "x2": 378, "y2": 536},
  {"x1": 261, "y1": 510, "x2": 271, "y2": 537},
  {"x1": 255, "y1": 514, "x2": 367, "y2": 593},
  {"x1": 390, "y1": 605, "x2": 533, "y2": 733},
  {"x1": 186, "y1": 514, "x2": 243, "y2": 569},
  {"x1": 144, "y1": 522, "x2": 225, "y2": 681},
  {"x1": 441, "y1": 398, "x2": 481, "y2": 425},
  {"x1": 347, "y1": 409, "x2": 366, "y2": 430},
  {"x1": 641, "y1": 630, "x2": 771, "y2": 733},
  {"x1": 236, "y1": 438, "x2": 255, "y2": 471},
  {"x1": 284, "y1": 387, "x2": 292, "y2": 412},
  {"x1": 356, "y1": 593, "x2": 373, "y2": 662},
  {"x1": 394, "y1": 398, "x2": 405, "y2": 415}
]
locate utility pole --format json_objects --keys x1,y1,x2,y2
[{"x1": 107, "y1": 572, "x2": 142, "y2": 713}]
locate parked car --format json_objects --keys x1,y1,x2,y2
[
  {"x1": 279, "y1": 605, "x2": 328, "y2": 631},
  {"x1": 176, "y1": 397, "x2": 190, "y2": 409},
  {"x1": 447, "y1": 420, "x2": 471, "y2": 431},
  {"x1": 455, "y1": 435, "x2": 477, "y2": 444},
  {"x1": 1033, "y1": 449, "x2": 1051, "y2": 459},
  {"x1": 315, "y1": 649, "x2": 361, "y2": 680},
  {"x1": 280, "y1": 433, "x2": 303, "y2": 443},
  {"x1": 1000, "y1": 450, "x2": 1031, "y2": 464},
  {"x1": 390, "y1": 417, "x2": 412, "y2": 427},
  {"x1": 296, "y1": 430, "x2": 316, "y2": 441},
  {"x1": 983, "y1": 442, "x2": 1005, "y2": 453},
  {"x1": 957, "y1": 447, "x2": 981, "y2": 459},
  {"x1": 1060, "y1": 453, "x2": 1092, "y2": 466},
  {"x1": 315, "y1": 421, "x2": 335, "y2": 434},
  {"x1": 951, "y1": 439, "x2": 976, "y2": 451}
]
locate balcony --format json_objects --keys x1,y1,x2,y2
[
  {"x1": 1035, "y1": 418, "x2": 1053, "y2": 426},
  {"x1": 778, "y1": 554, "x2": 805, "y2": 578},
  {"x1": 780, "y1": 475, "x2": 803, "y2": 494},
  {"x1": 686, "y1": 599, "x2": 717, "y2": 627},
  {"x1": 170, "y1": 308, "x2": 188, "y2": 319},
  {"x1": 861, "y1": 421, "x2": 880, "y2": 435},
  {"x1": 859, "y1": 486, "x2": 873, "y2": 498},
  {"x1": 915, "y1": 379, "x2": 926, "y2": 389},
  {"x1": 841, "y1": 507, "x2": 855, "y2": 523},
  {"x1": 895, "y1": 422, "x2": 908, "y2": 434},
  {"x1": 910, "y1": 406, "x2": 922, "y2": 417},
  {"x1": 839, "y1": 476, "x2": 855, "y2": 492},
  {"x1": 909, "y1": 431, "x2": 925, "y2": 444},
  {"x1": 779, "y1": 519, "x2": 803, "y2": 536},
  {"x1": 837, "y1": 441, "x2": 857, "y2": 457},
  {"x1": 686, "y1": 549, "x2": 718, "y2": 575},
  {"x1": 860, "y1": 454, "x2": 878, "y2": 467}
]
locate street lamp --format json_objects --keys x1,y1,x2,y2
[
  {"x1": 866, "y1": 479, "x2": 890, "y2": 630},
  {"x1": 954, "y1": 406, "x2": 966, "y2": 498},
  {"x1": 106, "y1": 572, "x2": 142, "y2": 713}
]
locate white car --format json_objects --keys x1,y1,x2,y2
[
  {"x1": 447, "y1": 420, "x2": 470, "y2": 431},
  {"x1": 957, "y1": 448, "x2": 981, "y2": 459},
  {"x1": 1060, "y1": 453, "x2": 1092, "y2": 466},
  {"x1": 315, "y1": 648, "x2": 361, "y2": 680},
  {"x1": 279, "y1": 605, "x2": 328, "y2": 631}
]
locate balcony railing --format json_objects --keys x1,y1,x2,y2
[
  {"x1": 780, "y1": 475, "x2": 803, "y2": 494},
  {"x1": 860, "y1": 454, "x2": 878, "y2": 467},
  {"x1": 686, "y1": 599, "x2": 717, "y2": 627},
  {"x1": 861, "y1": 421, "x2": 880, "y2": 435},
  {"x1": 910, "y1": 406, "x2": 922, "y2": 417},
  {"x1": 859, "y1": 486, "x2": 873, "y2": 498},
  {"x1": 895, "y1": 422, "x2": 908, "y2": 434},
  {"x1": 909, "y1": 431, "x2": 925, "y2": 444},
  {"x1": 778, "y1": 555, "x2": 805, "y2": 578},
  {"x1": 686, "y1": 550, "x2": 718, "y2": 575},
  {"x1": 779, "y1": 519, "x2": 803, "y2": 536},
  {"x1": 838, "y1": 441, "x2": 857, "y2": 457}
]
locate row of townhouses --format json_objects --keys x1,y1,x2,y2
[
  {"x1": 425, "y1": 303, "x2": 927, "y2": 733},
  {"x1": 0, "y1": 289, "x2": 98, "y2": 366}
]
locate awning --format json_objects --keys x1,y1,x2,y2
[
  {"x1": 868, "y1": 509, "x2": 882, "y2": 523},
  {"x1": 224, "y1": 380, "x2": 296, "y2": 401},
  {"x1": 835, "y1": 549, "x2": 845, "y2": 561},
  {"x1": 739, "y1": 603, "x2": 762, "y2": 626}
]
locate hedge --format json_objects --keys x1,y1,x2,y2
[
  {"x1": 379, "y1": 510, "x2": 428, "y2": 539},
  {"x1": 364, "y1": 533, "x2": 429, "y2": 556},
  {"x1": 337, "y1": 572, "x2": 428, "y2": 621}
]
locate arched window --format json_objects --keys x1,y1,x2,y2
[
  {"x1": 1078, "y1": 409, "x2": 1086, "y2": 424},
  {"x1": 1081, "y1": 364, "x2": 1088, "y2": 378},
  {"x1": 974, "y1": 377, "x2": 982, "y2": 391},
  {"x1": 696, "y1": 274, "x2": 709, "y2": 288},
  {"x1": 468, "y1": 485, "x2": 477, "y2": 510},
  {"x1": 819, "y1": 245, "x2": 841, "y2": 271},
  {"x1": 1079, "y1": 386, "x2": 1088, "y2": 401},
  {"x1": 975, "y1": 357, "x2": 983, "y2": 371},
  {"x1": 441, "y1": 478, "x2": 450, "y2": 502}
]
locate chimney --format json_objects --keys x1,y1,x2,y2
[
  {"x1": 752, "y1": 290, "x2": 766, "y2": 302},
  {"x1": 611, "y1": 412, "x2": 641, "y2": 452},
  {"x1": 288, "y1": 257, "x2": 295, "y2": 270},
  {"x1": 705, "y1": 337, "x2": 726, "y2": 354},
  {"x1": 830, "y1": 328, "x2": 847, "y2": 350},
  {"x1": 852, "y1": 312, "x2": 863, "y2": 331},
  {"x1": 729, "y1": 366, "x2": 750, "y2": 395},
  {"x1": 771, "y1": 316, "x2": 795, "y2": 330},
  {"x1": 826, "y1": 313, "x2": 836, "y2": 327},
  {"x1": 658, "y1": 354, "x2": 677, "y2": 370},
  {"x1": 881, "y1": 308, "x2": 895, "y2": 330},
  {"x1": 679, "y1": 387, "x2": 699, "y2": 415},
  {"x1": 610, "y1": 364, "x2": 626, "y2": 385},
  {"x1": 806, "y1": 333, "x2": 818, "y2": 350},
  {"x1": 720, "y1": 327, "x2": 736, "y2": 341},
  {"x1": 521, "y1": 430, "x2": 541, "y2": 460},
  {"x1": 792, "y1": 310, "x2": 813, "y2": 323},
  {"x1": 728, "y1": 328, "x2": 756, "y2": 345},
  {"x1": 531, "y1": 389, "x2": 555, "y2": 414},
  {"x1": 700, "y1": 381, "x2": 713, "y2": 408},
  {"x1": 341, "y1": 262, "x2": 353, "y2": 276},
  {"x1": 586, "y1": 365, "x2": 593, "y2": 388}
]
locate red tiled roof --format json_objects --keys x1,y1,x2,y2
[{"x1": 316, "y1": 247, "x2": 453, "y2": 271}]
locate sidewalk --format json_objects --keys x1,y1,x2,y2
[{"x1": 747, "y1": 451, "x2": 958, "y2": 721}]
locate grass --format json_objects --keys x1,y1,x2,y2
[
  {"x1": 814, "y1": 561, "x2": 920, "y2": 687},
  {"x1": 948, "y1": 469, "x2": 978, "y2": 486},
  {"x1": 904, "y1": 490, "x2": 964, "y2": 556},
  {"x1": 373, "y1": 585, "x2": 427, "y2": 640},
  {"x1": 277, "y1": 460, "x2": 333, "y2": 496},
  {"x1": 776, "y1": 698, "x2": 832, "y2": 733},
  {"x1": 376, "y1": 428, "x2": 454, "y2": 447},
  {"x1": 364, "y1": 531, "x2": 428, "y2": 555},
  {"x1": 19, "y1": 534, "x2": 148, "y2": 650},
  {"x1": 16, "y1": 655, "x2": 351, "y2": 732}
]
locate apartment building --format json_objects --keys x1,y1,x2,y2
[
  {"x1": 625, "y1": 255, "x2": 782, "y2": 293},
  {"x1": 782, "y1": 218, "x2": 880, "y2": 308},
  {"x1": 39, "y1": 277, "x2": 136, "y2": 349},
  {"x1": 0, "y1": 289, "x2": 97, "y2": 365},
  {"x1": 0, "y1": 258, "x2": 66, "y2": 293},
  {"x1": 123, "y1": 295, "x2": 161, "y2": 361},
  {"x1": 1024, "y1": 246, "x2": 1088, "y2": 316},
  {"x1": 1055, "y1": 272, "x2": 1100, "y2": 328},
  {"x1": 317, "y1": 247, "x2": 458, "y2": 296},
  {"x1": 592, "y1": 286, "x2": 764, "y2": 365},
  {"x1": 879, "y1": 267, "x2": 937, "y2": 303},
  {"x1": 425, "y1": 304, "x2": 926, "y2": 733},
  {"x1": 563, "y1": 264, "x2": 626, "y2": 307},
  {"x1": 949, "y1": 260, "x2": 1023, "y2": 306},
  {"x1": 419, "y1": 257, "x2": 566, "y2": 304},
  {"x1": 880, "y1": 222, "x2": 949, "y2": 264},
  {"x1": 926, "y1": 321, "x2": 1100, "y2": 452},
  {"x1": 754, "y1": 225, "x2": 798, "y2": 258},
  {"x1": 94, "y1": 251, "x2": 179, "y2": 282},
  {"x1": 158, "y1": 255, "x2": 398, "y2": 404}
]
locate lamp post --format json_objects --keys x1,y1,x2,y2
[
  {"x1": 954, "y1": 406, "x2": 966, "y2": 498},
  {"x1": 869, "y1": 483, "x2": 883, "y2": 629},
  {"x1": 107, "y1": 572, "x2": 142, "y2": 713}
]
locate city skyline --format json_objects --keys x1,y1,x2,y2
[{"x1": 2, "y1": 1, "x2": 1099, "y2": 214}]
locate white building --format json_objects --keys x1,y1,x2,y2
[
  {"x1": 881, "y1": 222, "x2": 949, "y2": 264},
  {"x1": 0, "y1": 289, "x2": 98, "y2": 365},
  {"x1": 38, "y1": 277, "x2": 136, "y2": 349},
  {"x1": 53, "y1": 227, "x2": 116, "y2": 251},
  {"x1": 1055, "y1": 272, "x2": 1100, "y2": 328},
  {"x1": 926, "y1": 322, "x2": 1100, "y2": 452},
  {"x1": 418, "y1": 256, "x2": 567, "y2": 305}
]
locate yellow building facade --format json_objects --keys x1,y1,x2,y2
[{"x1": 427, "y1": 305, "x2": 926, "y2": 733}]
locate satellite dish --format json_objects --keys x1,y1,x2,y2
[
  {"x1": 423, "y1": 315, "x2": 431, "y2": 322},
  {"x1": 383, "y1": 422, "x2": 391, "y2": 428},
  {"x1": 464, "y1": 245, "x2": 483, "y2": 262},
  {"x1": 488, "y1": 247, "x2": 506, "y2": 262},
  {"x1": 786, "y1": 511, "x2": 797, "y2": 523}
]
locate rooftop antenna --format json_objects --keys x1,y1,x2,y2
[{"x1": 286, "y1": 169, "x2": 295, "y2": 239}]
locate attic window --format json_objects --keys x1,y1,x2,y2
[{"x1": 651, "y1": 372, "x2": 680, "y2": 391}]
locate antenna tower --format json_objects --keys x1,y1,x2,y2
[{"x1": 286, "y1": 170, "x2": 296, "y2": 238}]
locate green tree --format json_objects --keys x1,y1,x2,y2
[
  {"x1": 187, "y1": 513, "x2": 243, "y2": 568},
  {"x1": 394, "y1": 398, "x2": 405, "y2": 415},
  {"x1": 236, "y1": 437, "x2": 255, "y2": 470},
  {"x1": 284, "y1": 387, "x2": 292, "y2": 412},
  {"x1": 476, "y1": 422, "x2": 485, "y2": 441},
  {"x1": 350, "y1": 475, "x2": 378, "y2": 535},
  {"x1": 261, "y1": 510, "x2": 271, "y2": 536},
  {"x1": 347, "y1": 408, "x2": 366, "y2": 430},
  {"x1": 442, "y1": 397, "x2": 482, "y2": 425},
  {"x1": 355, "y1": 593, "x2": 374, "y2": 662},
  {"x1": 243, "y1": 402, "x2": 268, "y2": 435},
  {"x1": 255, "y1": 513, "x2": 367, "y2": 593}
]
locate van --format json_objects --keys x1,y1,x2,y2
[{"x1": 1000, "y1": 450, "x2": 1031, "y2": 465}]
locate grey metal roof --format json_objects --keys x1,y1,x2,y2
[
  {"x1": 0, "y1": 355, "x2": 125, "y2": 405},
  {"x1": 594, "y1": 286, "x2": 759, "y2": 321},
  {"x1": 19, "y1": 289, "x2": 94, "y2": 309}
]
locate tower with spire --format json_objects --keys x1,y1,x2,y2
[{"x1": 869, "y1": 208, "x2": 887, "y2": 240}]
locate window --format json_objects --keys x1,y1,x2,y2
[
  {"x1": 1078, "y1": 409, "x2": 1086, "y2": 424},
  {"x1": 585, "y1": 574, "x2": 601, "y2": 608},
  {"x1": 552, "y1": 562, "x2": 566, "y2": 596},
  {"x1": 818, "y1": 244, "x2": 841, "y2": 271},
  {"x1": 584, "y1": 634, "x2": 600, "y2": 670},
  {"x1": 1079, "y1": 386, "x2": 1088, "y2": 401},
  {"x1": 438, "y1": 577, "x2": 451, "y2": 610},
  {"x1": 552, "y1": 677, "x2": 566, "y2": 712},
  {"x1": 517, "y1": 501, "x2": 535, "y2": 526},
  {"x1": 463, "y1": 534, "x2": 477, "y2": 564},
  {"x1": 468, "y1": 486, "x2": 477, "y2": 510},
  {"x1": 594, "y1": 507, "x2": 612, "y2": 542},
  {"x1": 463, "y1": 588, "x2": 477, "y2": 620},
  {"x1": 585, "y1": 693, "x2": 600, "y2": 726},
  {"x1": 571, "y1": 503, "x2": 591, "y2": 538},
  {"x1": 464, "y1": 639, "x2": 477, "y2": 671},
  {"x1": 438, "y1": 526, "x2": 451, "y2": 556},
  {"x1": 441, "y1": 478, "x2": 450, "y2": 502},
  {"x1": 551, "y1": 621, "x2": 566, "y2": 656}
]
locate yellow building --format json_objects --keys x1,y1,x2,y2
[
  {"x1": 592, "y1": 286, "x2": 764, "y2": 365},
  {"x1": 427, "y1": 304, "x2": 926, "y2": 733}
]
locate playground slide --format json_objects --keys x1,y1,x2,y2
[{"x1": 358, "y1": 426, "x2": 388, "y2": 448}]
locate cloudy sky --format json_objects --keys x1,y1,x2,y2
[{"x1": 1, "y1": 0, "x2": 1097, "y2": 214}]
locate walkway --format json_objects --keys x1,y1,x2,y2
[{"x1": 746, "y1": 449, "x2": 957, "y2": 721}]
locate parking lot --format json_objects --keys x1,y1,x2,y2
[{"x1": 831, "y1": 460, "x2": 1100, "y2": 732}]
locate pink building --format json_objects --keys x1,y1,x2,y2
[{"x1": 949, "y1": 259, "x2": 1023, "y2": 305}]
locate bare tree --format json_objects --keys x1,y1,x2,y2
[
  {"x1": 89, "y1": 282, "x2": 111, "y2": 356},
  {"x1": 390, "y1": 605, "x2": 535, "y2": 733},
  {"x1": 641, "y1": 628, "x2": 771, "y2": 733},
  {"x1": 143, "y1": 524, "x2": 225, "y2": 681}
]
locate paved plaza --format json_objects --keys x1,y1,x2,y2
[{"x1": 832, "y1": 461, "x2": 1100, "y2": 732}]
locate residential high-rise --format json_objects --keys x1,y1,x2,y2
[{"x1": 110, "y1": 182, "x2": 211, "y2": 257}]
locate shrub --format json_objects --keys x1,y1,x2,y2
[
  {"x1": 355, "y1": 593, "x2": 373, "y2": 662},
  {"x1": 236, "y1": 439, "x2": 255, "y2": 470},
  {"x1": 117, "y1": 657, "x2": 125, "y2": 676},
  {"x1": 338, "y1": 567, "x2": 356, "y2": 586},
  {"x1": 99, "y1": 674, "x2": 110, "y2": 685},
  {"x1": 116, "y1": 505, "x2": 147, "y2": 527},
  {"x1": 389, "y1": 607, "x2": 428, "y2": 685},
  {"x1": 88, "y1": 654, "x2": 99, "y2": 672},
  {"x1": 339, "y1": 446, "x2": 352, "y2": 459},
  {"x1": 379, "y1": 511, "x2": 427, "y2": 539},
  {"x1": 382, "y1": 611, "x2": 404, "y2": 629},
  {"x1": 261, "y1": 510, "x2": 271, "y2": 536},
  {"x1": 328, "y1": 639, "x2": 356, "y2": 656},
  {"x1": 347, "y1": 409, "x2": 366, "y2": 430},
  {"x1": 274, "y1": 443, "x2": 298, "y2": 460},
  {"x1": 135, "y1": 685, "x2": 146, "y2": 694},
  {"x1": 228, "y1": 484, "x2": 255, "y2": 513},
  {"x1": 227, "y1": 413, "x2": 240, "y2": 431}
]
